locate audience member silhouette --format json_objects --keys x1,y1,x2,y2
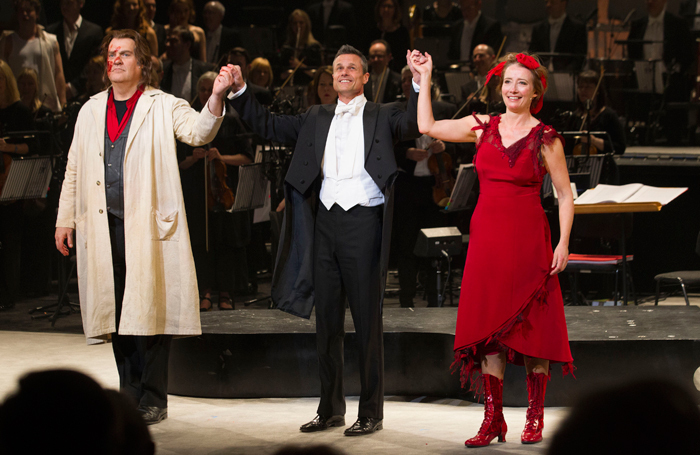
[{"x1": 547, "y1": 379, "x2": 700, "y2": 455}]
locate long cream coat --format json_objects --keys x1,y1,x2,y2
[{"x1": 56, "y1": 87, "x2": 224, "y2": 344}]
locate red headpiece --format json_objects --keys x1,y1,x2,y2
[{"x1": 485, "y1": 53, "x2": 547, "y2": 114}]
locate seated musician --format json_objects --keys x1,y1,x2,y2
[
  {"x1": 528, "y1": 0, "x2": 586, "y2": 72},
  {"x1": 459, "y1": 43, "x2": 501, "y2": 113},
  {"x1": 564, "y1": 70, "x2": 626, "y2": 155},
  {"x1": 178, "y1": 72, "x2": 253, "y2": 311},
  {"x1": 627, "y1": 0, "x2": 693, "y2": 144},
  {"x1": 0, "y1": 60, "x2": 36, "y2": 310},
  {"x1": 392, "y1": 65, "x2": 456, "y2": 308}
]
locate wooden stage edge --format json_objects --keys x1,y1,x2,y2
[{"x1": 168, "y1": 307, "x2": 700, "y2": 407}]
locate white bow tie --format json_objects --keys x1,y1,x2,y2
[{"x1": 335, "y1": 103, "x2": 361, "y2": 116}]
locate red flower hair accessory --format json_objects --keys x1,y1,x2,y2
[{"x1": 484, "y1": 53, "x2": 547, "y2": 114}]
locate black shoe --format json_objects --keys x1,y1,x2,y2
[
  {"x1": 344, "y1": 417, "x2": 383, "y2": 436},
  {"x1": 300, "y1": 414, "x2": 345, "y2": 432},
  {"x1": 138, "y1": 406, "x2": 167, "y2": 425}
]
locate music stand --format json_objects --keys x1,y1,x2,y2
[
  {"x1": 0, "y1": 155, "x2": 52, "y2": 202},
  {"x1": 229, "y1": 163, "x2": 271, "y2": 307},
  {"x1": 445, "y1": 164, "x2": 477, "y2": 212}
]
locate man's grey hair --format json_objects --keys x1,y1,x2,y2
[
  {"x1": 198, "y1": 71, "x2": 218, "y2": 88},
  {"x1": 205, "y1": 1, "x2": 225, "y2": 16},
  {"x1": 333, "y1": 44, "x2": 369, "y2": 75}
]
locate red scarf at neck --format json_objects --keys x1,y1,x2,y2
[{"x1": 107, "y1": 88, "x2": 143, "y2": 142}]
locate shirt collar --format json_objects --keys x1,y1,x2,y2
[
  {"x1": 336, "y1": 93, "x2": 367, "y2": 109},
  {"x1": 464, "y1": 11, "x2": 481, "y2": 27},
  {"x1": 649, "y1": 8, "x2": 666, "y2": 25},
  {"x1": 64, "y1": 14, "x2": 82, "y2": 32},
  {"x1": 548, "y1": 13, "x2": 566, "y2": 26}
]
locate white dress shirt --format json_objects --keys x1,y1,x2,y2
[
  {"x1": 320, "y1": 94, "x2": 385, "y2": 210},
  {"x1": 63, "y1": 14, "x2": 82, "y2": 59},
  {"x1": 644, "y1": 8, "x2": 665, "y2": 63},
  {"x1": 460, "y1": 12, "x2": 482, "y2": 62},
  {"x1": 413, "y1": 134, "x2": 434, "y2": 177},
  {"x1": 548, "y1": 13, "x2": 566, "y2": 52},
  {"x1": 206, "y1": 25, "x2": 222, "y2": 64},
  {"x1": 171, "y1": 58, "x2": 193, "y2": 101}
]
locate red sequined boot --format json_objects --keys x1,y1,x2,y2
[
  {"x1": 465, "y1": 374, "x2": 507, "y2": 448},
  {"x1": 521, "y1": 372, "x2": 548, "y2": 444}
]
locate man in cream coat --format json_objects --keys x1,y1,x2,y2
[{"x1": 54, "y1": 29, "x2": 235, "y2": 425}]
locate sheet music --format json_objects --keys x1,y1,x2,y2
[{"x1": 575, "y1": 183, "x2": 687, "y2": 205}]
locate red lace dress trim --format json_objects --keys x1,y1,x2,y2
[{"x1": 471, "y1": 114, "x2": 564, "y2": 179}]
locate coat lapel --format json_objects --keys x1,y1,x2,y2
[
  {"x1": 125, "y1": 90, "x2": 156, "y2": 158},
  {"x1": 363, "y1": 102, "x2": 378, "y2": 159},
  {"x1": 315, "y1": 104, "x2": 334, "y2": 166},
  {"x1": 90, "y1": 90, "x2": 109, "y2": 157}
]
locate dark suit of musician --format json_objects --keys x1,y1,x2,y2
[
  {"x1": 628, "y1": 10, "x2": 693, "y2": 142},
  {"x1": 229, "y1": 51, "x2": 419, "y2": 425},
  {"x1": 161, "y1": 59, "x2": 214, "y2": 103},
  {"x1": 208, "y1": 25, "x2": 241, "y2": 65},
  {"x1": 47, "y1": 18, "x2": 103, "y2": 97},
  {"x1": 628, "y1": 11, "x2": 693, "y2": 74},
  {"x1": 528, "y1": 15, "x2": 587, "y2": 71},
  {"x1": 394, "y1": 100, "x2": 456, "y2": 307},
  {"x1": 306, "y1": 0, "x2": 359, "y2": 49},
  {"x1": 448, "y1": 14, "x2": 503, "y2": 62}
]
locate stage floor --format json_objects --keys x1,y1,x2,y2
[{"x1": 0, "y1": 331, "x2": 568, "y2": 454}]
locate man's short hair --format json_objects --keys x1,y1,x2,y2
[
  {"x1": 369, "y1": 39, "x2": 392, "y2": 56},
  {"x1": 205, "y1": 1, "x2": 225, "y2": 16},
  {"x1": 170, "y1": 25, "x2": 195, "y2": 47},
  {"x1": 228, "y1": 47, "x2": 251, "y2": 65},
  {"x1": 333, "y1": 44, "x2": 368, "y2": 75},
  {"x1": 474, "y1": 44, "x2": 495, "y2": 56}
]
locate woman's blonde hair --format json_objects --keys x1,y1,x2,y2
[
  {"x1": 249, "y1": 57, "x2": 273, "y2": 89},
  {"x1": 0, "y1": 60, "x2": 21, "y2": 106},
  {"x1": 496, "y1": 52, "x2": 549, "y2": 113},
  {"x1": 16, "y1": 67, "x2": 41, "y2": 112},
  {"x1": 285, "y1": 9, "x2": 319, "y2": 47}
]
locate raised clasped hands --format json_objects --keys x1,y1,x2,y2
[
  {"x1": 407, "y1": 50, "x2": 432, "y2": 81},
  {"x1": 212, "y1": 64, "x2": 236, "y2": 98}
]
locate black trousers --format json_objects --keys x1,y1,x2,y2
[
  {"x1": 314, "y1": 203, "x2": 384, "y2": 419},
  {"x1": 108, "y1": 214, "x2": 172, "y2": 408}
]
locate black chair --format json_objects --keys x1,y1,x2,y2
[{"x1": 654, "y1": 230, "x2": 700, "y2": 306}]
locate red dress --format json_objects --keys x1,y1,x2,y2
[{"x1": 453, "y1": 115, "x2": 574, "y2": 388}]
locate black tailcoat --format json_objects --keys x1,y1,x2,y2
[{"x1": 229, "y1": 86, "x2": 420, "y2": 318}]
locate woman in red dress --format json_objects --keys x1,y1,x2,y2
[{"x1": 409, "y1": 50, "x2": 575, "y2": 447}]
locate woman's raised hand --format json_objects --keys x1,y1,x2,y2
[{"x1": 410, "y1": 51, "x2": 432, "y2": 78}]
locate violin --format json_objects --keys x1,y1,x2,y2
[
  {"x1": 427, "y1": 143, "x2": 455, "y2": 207},
  {"x1": 573, "y1": 67, "x2": 605, "y2": 156},
  {"x1": 206, "y1": 150, "x2": 235, "y2": 212}
]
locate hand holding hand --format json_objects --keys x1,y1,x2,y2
[
  {"x1": 406, "y1": 147, "x2": 429, "y2": 162},
  {"x1": 55, "y1": 227, "x2": 74, "y2": 256},
  {"x1": 213, "y1": 64, "x2": 237, "y2": 97},
  {"x1": 550, "y1": 243, "x2": 569, "y2": 275},
  {"x1": 409, "y1": 50, "x2": 432, "y2": 80}
]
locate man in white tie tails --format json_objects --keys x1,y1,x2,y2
[{"x1": 228, "y1": 45, "x2": 422, "y2": 436}]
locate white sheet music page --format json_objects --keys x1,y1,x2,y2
[{"x1": 575, "y1": 184, "x2": 688, "y2": 205}]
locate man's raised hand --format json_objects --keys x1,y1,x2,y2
[{"x1": 212, "y1": 64, "x2": 237, "y2": 97}]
